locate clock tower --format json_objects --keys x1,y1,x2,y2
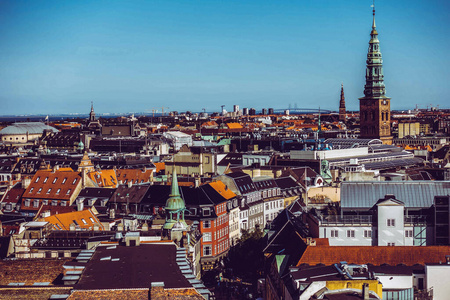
[{"x1": 359, "y1": 4, "x2": 393, "y2": 144}]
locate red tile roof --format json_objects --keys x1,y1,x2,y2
[
  {"x1": 24, "y1": 169, "x2": 82, "y2": 201},
  {"x1": 297, "y1": 245, "x2": 450, "y2": 266}
]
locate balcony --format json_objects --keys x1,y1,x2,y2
[{"x1": 321, "y1": 215, "x2": 372, "y2": 225}]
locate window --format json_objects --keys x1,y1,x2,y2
[
  {"x1": 72, "y1": 178, "x2": 77, "y2": 184},
  {"x1": 52, "y1": 177, "x2": 58, "y2": 184},
  {"x1": 24, "y1": 199, "x2": 30, "y2": 207},
  {"x1": 29, "y1": 188, "x2": 34, "y2": 193},
  {"x1": 37, "y1": 188, "x2": 42, "y2": 194},
  {"x1": 56, "y1": 189, "x2": 61, "y2": 195},
  {"x1": 203, "y1": 208, "x2": 211, "y2": 216},
  {"x1": 364, "y1": 230, "x2": 372, "y2": 238},
  {"x1": 66, "y1": 189, "x2": 71, "y2": 195},
  {"x1": 203, "y1": 220, "x2": 211, "y2": 229},
  {"x1": 62, "y1": 178, "x2": 67, "y2": 184},
  {"x1": 81, "y1": 218, "x2": 87, "y2": 225},
  {"x1": 33, "y1": 200, "x2": 39, "y2": 208},
  {"x1": 46, "y1": 188, "x2": 52, "y2": 194},
  {"x1": 405, "y1": 230, "x2": 413, "y2": 237},
  {"x1": 35, "y1": 177, "x2": 40, "y2": 183},
  {"x1": 347, "y1": 230, "x2": 355, "y2": 238},
  {"x1": 387, "y1": 219, "x2": 396, "y2": 227},
  {"x1": 52, "y1": 200, "x2": 57, "y2": 206},
  {"x1": 89, "y1": 217, "x2": 95, "y2": 223},
  {"x1": 331, "y1": 230, "x2": 338, "y2": 238},
  {"x1": 203, "y1": 245, "x2": 212, "y2": 256},
  {"x1": 387, "y1": 242, "x2": 395, "y2": 246},
  {"x1": 43, "y1": 177, "x2": 48, "y2": 183},
  {"x1": 73, "y1": 220, "x2": 79, "y2": 226},
  {"x1": 203, "y1": 232, "x2": 212, "y2": 242}
]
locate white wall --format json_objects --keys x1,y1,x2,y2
[
  {"x1": 290, "y1": 147, "x2": 368, "y2": 160},
  {"x1": 426, "y1": 264, "x2": 450, "y2": 299},
  {"x1": 319, "y1": 226, "x2": 373, "y2": 246},
  {"x1": 377, "y1": 275, "x2": 413, "y2": 290},
  {"x1": 377, "y1": 204, "x2": 405, "y2": 246}
]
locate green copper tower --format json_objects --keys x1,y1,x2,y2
[
  {"x1": 359, "y1": 3, "x2": 393, "y2": 145},
  {"x1": 163, "y1": 169, "x2": 188, "y2": 230}
]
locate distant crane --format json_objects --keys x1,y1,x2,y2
[
  {"x1": 202, "y1": 108, "x2": 206, "y2": 113},
  {"x1": 220, "y1": 105, "x2": 225, "y2": 115},
  {"x1": 161, "y1": 107, "x2": 169, "y2": 116}
]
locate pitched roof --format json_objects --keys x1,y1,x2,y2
[
  {"x1": 44, "y1": 209, "x2": 104, "y2": 231},
  {"x1": 88, "y1": 169, "x2": 117, "y2": 187},
  {"x1": 24, "y1": 169, "x2": 82, "y2": 200},
  {"x1": 116, "y1": 168, "x2": 153, "y2": 184},
  {"x1": 75, "y1": 243, "x2": 193, "y2": 290},
  {"x1": 1, "y1": 186, "x2": 25, "y2": 204},
  {"x1": 341, "y1": 181, "x2": 450, "y2": 209},
  {"x1": 297, "y1": 245, "x2": 450, "y2": 266},
  {"x1": 207, "y1": 181, "x2": 236, "y2": 200}
]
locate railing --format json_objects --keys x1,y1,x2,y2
[
  {"x1": 321, "y1": 215, "x2": 372, "y2": 224},
  {"x1": 404, "y1": 215, "x2": 427, "y2": 225}
]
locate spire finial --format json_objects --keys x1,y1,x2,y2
[{"x1": 371, "y1": 0, "x2": 376, "y2": 29}]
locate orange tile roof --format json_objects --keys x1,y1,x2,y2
[
  {"x1": 44, "y1": 208, "x2": 104, "y2": 231},
  {"x1": 116, "y1": 168, "x2": 153, "y2": 184},
  {"x1": 88, "y1": 169, "x2": 117, "y2": 187},
  {"x1": 154, "y1": 162, "x2": 165, "y2": 173},
  {"x1": 226, "y1": 122, "x2": 243, "y2": 129},
  {"x1": 24, "y1": 169, "x2": 82, "y2": 201},
  {"x1": 297, "y1": 245, "x2": 450, "y2": 266},
  {"x1": 208, "y1": 180, "x2": 236, "y2": 200}
]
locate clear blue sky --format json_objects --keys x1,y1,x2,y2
[{"x1": 0, "y1": 0, "x2": 448, "y2": 115}]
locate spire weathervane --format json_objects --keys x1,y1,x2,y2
[{"x1": 371, "y1": 0, "x2": 376, "y2": 29}]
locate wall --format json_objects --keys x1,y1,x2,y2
[
  {"x1": 426, "y1": 264, "x2": 450, "y2": 299},
  {"x1": 377, "y1": 204, "x2": 405, "y2": 246}
]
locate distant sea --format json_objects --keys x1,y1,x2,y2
[{"x1": 0, "y1": 113, "x2": 164, "y2": 123}]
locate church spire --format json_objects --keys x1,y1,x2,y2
[
  {"x1": 339, "y1": 83, "x2": 346, "y2": 122},
  {"x1": 359, "y1": 3, "x2": 392, "y2": 145}
]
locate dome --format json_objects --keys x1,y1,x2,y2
[
  {"x1": 0, "y1": 122, "x2": 58, "y2": 135},
  {"x1": 166, "y1": 196, "x2": 185, "y2": 211}
]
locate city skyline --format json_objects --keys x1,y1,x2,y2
[{"x1": 0, "y1": 0, "x2": 448, "y2": 115}]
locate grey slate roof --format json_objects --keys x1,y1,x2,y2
[
  {"x1": 0, "y1": 122, "x2": 58, "y2": 135},
  {"x1": 341, "y1": 181, "x2": 450, "y2": 209}
]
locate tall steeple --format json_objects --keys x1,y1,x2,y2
[
  {"x1": 359, "y1": 2, "x2": 392, "y2": 144},
  {"x1": 339, "y1": 83, "x2": 346, "y2": 122}
]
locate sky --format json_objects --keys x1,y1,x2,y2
[{"x1": 0, "y1": 0, "x2": 448, "y2": 115}]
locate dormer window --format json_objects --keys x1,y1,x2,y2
[
  {"x1": 43, "y1": 177, "x2": 48, "y2": 183},
  {"x1": 52, "y1": 177, "x2": 58, "y2": 184},
  {"x1": 24, "y1": 199, "x2": 30, "y2": 207},
  {"x1": 46, "y1": 188, "x2": 52, "y2": 194},
  {"x1": 35, "y1": 177, "x2": 40, "y2": 183},
  {"x1": 62, "y1": 178, "x2": 67, "y2": 184},
  {"x1": 37, "y1": 188, "x2": 42, "y2": 194},
  {"x1": 52, "y1": 200, "x2": 57, "y2": 206},
  {"x1": 33, "y1": 200, "x2": 39, "y2": 208},
  {"x1": 56, "y1": 189, "x2": 61, "y2": 195},
  {"x1": 66, "y1": 189, "x2": 72, "y2": 195},
  {"x1": 81, "y1": 218, "x2": 87, "y2": 225},
  {"x1": 203, "y1": 208, "x2": 211, "y2": 216},
  {"x1": 72, "y1": 178, "x2": 77, "y2": 184},
  {"x1": 29, "y1": 188, "x2": 34, "y2": 193}
]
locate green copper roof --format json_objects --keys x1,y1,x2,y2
[{"x1": 165, "y1": 170, "x2": 185, "y2": 211}]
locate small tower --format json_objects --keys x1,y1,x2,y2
[
  {"x1": 163, "y1": 170, "x2": 188, "y2": 234},
  {"x1": 89, "y1": 101, "x2": 96, "y2": 122},
  {"x1": 339, "y1": 83, "x2": 346, "y2": 122}
]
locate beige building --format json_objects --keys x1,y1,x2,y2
[
  {"x1": 165, "y1": 145, "x2": 217, "y2": 177},
  {"x1": 0, "y1": 122, "x2": 58, "y2": 145},
  {"x1": 398, "y1": 122, "x2": 430, "y2": 138}
]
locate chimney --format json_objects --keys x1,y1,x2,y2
[
  {"x1": 150, "y1": 282, "x2": 165, "y2": 299},
  {"x1": 362, "y1": 283, "x2": 370, "y2": 300},
  {"x1": 76, "y1": 199, "x2": 84, "y2": 211},
  {"x1": 109, "y1": 208, "x2": 115, "y2": 219},
  {"x1": 128, "y1": 181, "x2": 132, "y2": 188}
]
